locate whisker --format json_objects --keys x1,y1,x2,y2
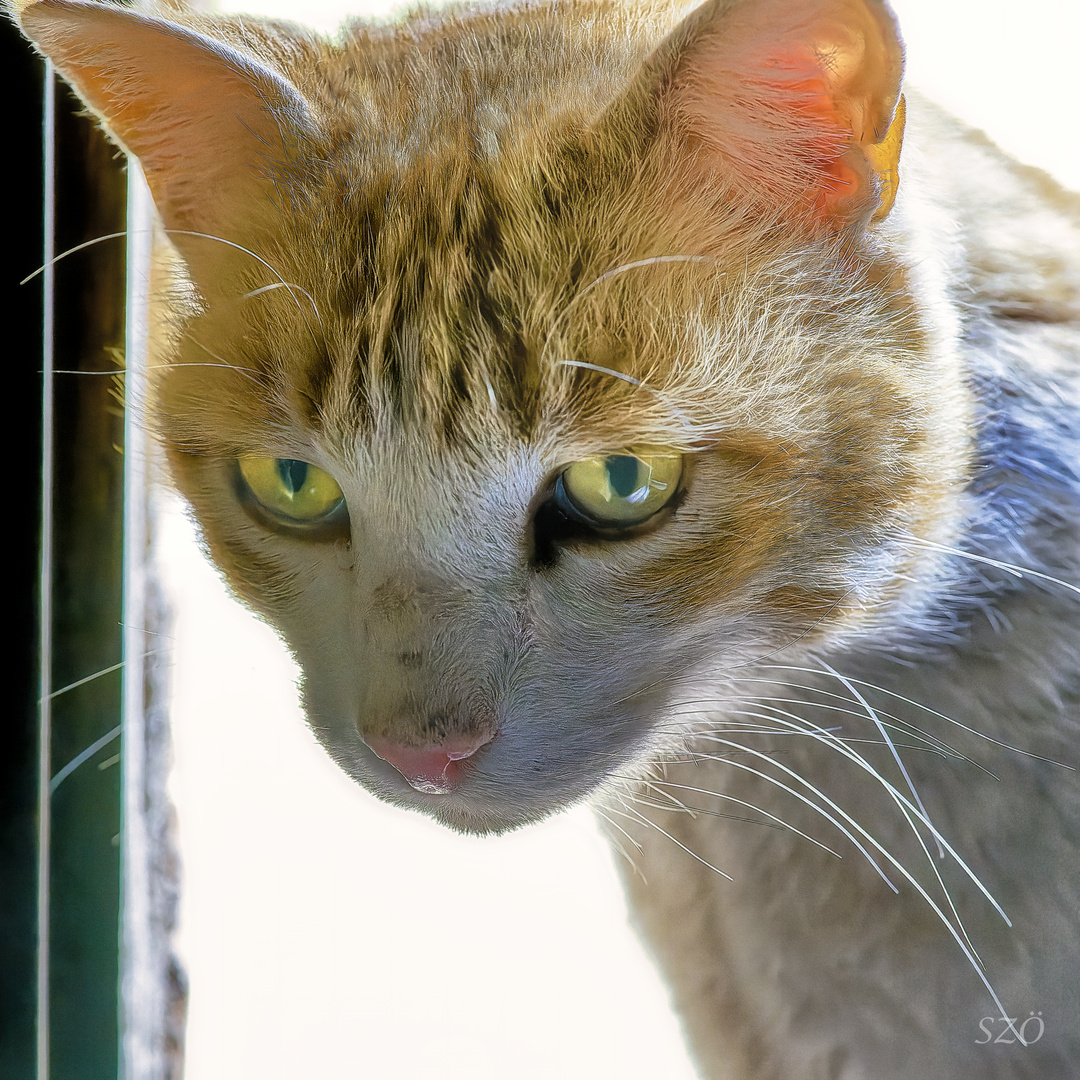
[
  {"x1": 669, "y1": 740, "x2": 898, "y2": 890},
  {"x1": 557, "y1": 359, "x2": 642, "y2": 388},
  {"x1": 630, "y1": 776, "x2": 843, "y2": 857},
  {"x1": 44, "y1": 362, "x2": 266, "y2": 383},
  {"x1": 605, "y1": 802, "x2": 735, "y2": 881},
  {"x1": 539, "y1": 254, "x2": 724, "y2": 431},
  {"x1": 21, "y1": 229, "x2": 129, "y2": 284},
  {"x1": 239, "y1": 282, "x2": 302, "y2": 302},
  {"x1": 23, "y1": 226, "x2": 327, "y2": 344},
  {"x1": 668, "y1": 698, "x2": 955, "y2": 762},
  {"x1": 49, "y1": 725, "x2": 122, "y2": 795},
  {"x1": 657, "y1": 709, "x2": 808, "y2": 736},
  {"x1": 480, "y1": 368, "x2": 499, "y2": 412},
  {"x1": 892, "y1": 784, "x2": 984, "y2": 964},
  {"x1": 663, "y1": 690, "x2": 944, "y2": 748},
  {"x1": 592, "y1": 806, "x2": 646, "y2": 881},
  {"x1": 163, "y1": 229, "x2": 325, "y2": 338},
  {"x1": 554, "y1": 358, "x2": 695, "y2": 432},
  {"x1": 47, "y1": 369, "x2": 124, "y2": 376},
  {"x1": 577, "y1": 254, "x2": 720, "y2": 298},
  {"x1": 754, "y1": 665, "x2": 1075, "y2": 770},
  {"x1": 682, "y1": 739, "x2": 1012, "y2": 1015},
  {"x1": 232, "y1": 280, "x2": 327, "y2": 339},
  {"x1": 907, "y1": 536, "x2": 1080, "y2": 600},
  {"x1": 635, "y1": 774, "x2": 697, "y2": 817},
  {"x1": 594, "y1": 805, "x2": 644, "y2": 856},
  {"x1": 726, "y1": 687, "x2": 993, "y2": 775},
  {"x1": 626, "y1": 789, "x2": 789, "y2": 831},
  {"x1": 44, "y1": 660, "x2": 123, "y2": 700},
  {"x1": 184, "y1": 336, "x2": 269, "y2": 387},
  {"x1": 691, "y1": 712, "x2": 1011, "y2": 926},
  {"x1": 826, "y1": 735, "x2": 950, "y2": 758},
  {"x1": 42, "y1": 643, "x2": 171, "y2": 702},
  {"x1": 819, "y1": 660, "x2": 942, "y2": 857}
]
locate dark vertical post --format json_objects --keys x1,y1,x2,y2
[
  {"x1": 1, "y1": 19, "x2": 47, "y2": 1078},
  {"x1": 43, "y1": 64, "x2": 128, "y2": 1080}
]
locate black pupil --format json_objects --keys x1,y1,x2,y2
[
  {"x1": 606, "y1": 455, "x2": 642, "y2": 498},
  {"x1": 276, "y1": 458, "x2": 308, "y2": 495}
]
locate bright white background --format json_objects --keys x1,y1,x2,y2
[{"x1": 164, "y1": 2, "x2": 1079, "y2": 1078}]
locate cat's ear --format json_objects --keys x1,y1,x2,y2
[
  {"x1": 616, "y1": 0, "x2": 906, "y2": 229},
  {"x1": 17, "y1": 0, "x2": 316, "y2": 288}
]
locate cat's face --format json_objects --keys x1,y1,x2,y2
[{"x1": 21, "y1": 0, "x2": 971, "y2": 832}]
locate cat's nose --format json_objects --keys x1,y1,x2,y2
[{"x1": 363, "y1": 732, "x2": 493, "y2": 794}]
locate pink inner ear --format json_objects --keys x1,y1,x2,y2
[
  {"x1": 664, "y1": 0, "x2": 902, "y2": 225},
  {"x1": 757, "y1": 44, "x2": 865, "y2": 212}
]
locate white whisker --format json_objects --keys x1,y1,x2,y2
[
  {"x1": 578, "y1": 254, "x2": 720, "y2": 297},
  {"x1": 164, "y1": 228, "x2": 325, "y2": 337},
  {"x1": 631, "y1": 776, "x2": 843, "y2": 857},
  {"x1": 755, "y1": 665, "x2": 1075, "y2": 770},
  {"x1": 183, "y1": 337, "x2": 269, "y2": 387},
  {"x1": 626, "y1": 788, "x2": 789, "y2": 831},
  {"x1": 240, "y1": 282, "x2": 302, "y2": 302},
  {"x1": 605, "y1": 802, "x2": 735, "y2": 881},
  {"x1": 674, "y1": 697, "x2": 956, "y2": 762},
  {"x1": 682, "y1": 738, "x2": 1012, "y2": 1015},
  {"x1": 819, "y1": 660, "x2": 942, "y2": 857},
  {"x1": 908, "y1": 536, "x2": 1080, "y2": 599},
  {"x1": 558, "y1": 359, "x2": 642, "y2": 388},
  {"x1": 691, "y1": 713, "x2": 1011, "y2": 926},
  {"x1": 538, "y1": 254, "x2": 723, "y2": 431},
  {"x1": 728, "y1": 687, "x2": 991, "y2": 773},
  {"x1": 20, "y1": 229, "x2": 129, "y2": 284},
  {"x1": 593, "y1": 807, "x2": 645, "y2": 877},
  {"x1": 44, "y1": 660, "x2": 124, "y2": 700},
  {"x1": 674, "y1": 739, "x2": 897, "y2": 890},
  {"x1": 49, "y1": 725, "x2": 122, "y2": 794},
  {"x1": 46, "y1": 369, "x2": 124, "y2": 376}
]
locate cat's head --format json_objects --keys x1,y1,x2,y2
[{"x1": 19, "y1": 0, "x2": 971, "y2": 832}]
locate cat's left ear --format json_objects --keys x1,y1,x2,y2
[{"x1": 610, "y1": 0, "x2": 906, "y2": 229}]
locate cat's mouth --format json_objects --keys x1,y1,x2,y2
[{"x1": 347, "y1": 731, "x2": 604, "y2": 835}]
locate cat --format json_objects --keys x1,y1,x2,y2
[{"x1": 14, "y1": 0, "x2": 1080, "y2": 1075}]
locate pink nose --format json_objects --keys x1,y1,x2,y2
[{"x1": 363, "y1": 732, "x2": 492, "y2": 794}]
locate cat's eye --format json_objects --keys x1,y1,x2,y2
[
  {"x1": 237, "y1": 456, "x2": 345, "y2": 527},
  {"x1": 557, "y1": 447, "x2": 683, "y2": 528}
]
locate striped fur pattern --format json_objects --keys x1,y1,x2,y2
[{"x1": 16, "y1": 0, "x2": 1080, "y2": 1075}]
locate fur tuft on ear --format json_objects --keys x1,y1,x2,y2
[
  {"x1": 643, "y1": 0, "x2": 906, "y2": 228},
  {"x1": 17, "y1": 0, "x2": 317, "y2": 288}
]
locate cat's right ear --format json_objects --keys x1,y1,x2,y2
[{"x1": 16, "y1": 0, "x2": 316, "y2": 292}]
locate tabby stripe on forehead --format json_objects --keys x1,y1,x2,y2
[
  {"x1": 300, "y1": 340, "x2": 376, "y2": 441},
  {"x1": 442, "y1": 187, "x2": 546, "y2": 440},
  {"x1": 436, "y1": 357, "x2": 473, "y2": 448},
  {"x1": 369, "y1": 275, "x2": 411, "y2": 419},
  {"x1": 472, "y1": 289, "x2": 540, "y2": 440},
  {"x1": 298, "y1": 347, "x2": 335, "y2": 432},
  {"x1": 330, "y1": 173, "x2": 545, "y2": 440}
]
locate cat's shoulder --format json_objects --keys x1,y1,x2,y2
[{"x1": 902, "y1": 91, "x2": 1080, "y2": 328}]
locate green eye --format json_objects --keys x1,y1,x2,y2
[
  {"x1": 237, "y1": 456, "x2": 345, "y2": 525},
  {"x1": 559, "y1": 447, "x2": 683, "y2": 527}
]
